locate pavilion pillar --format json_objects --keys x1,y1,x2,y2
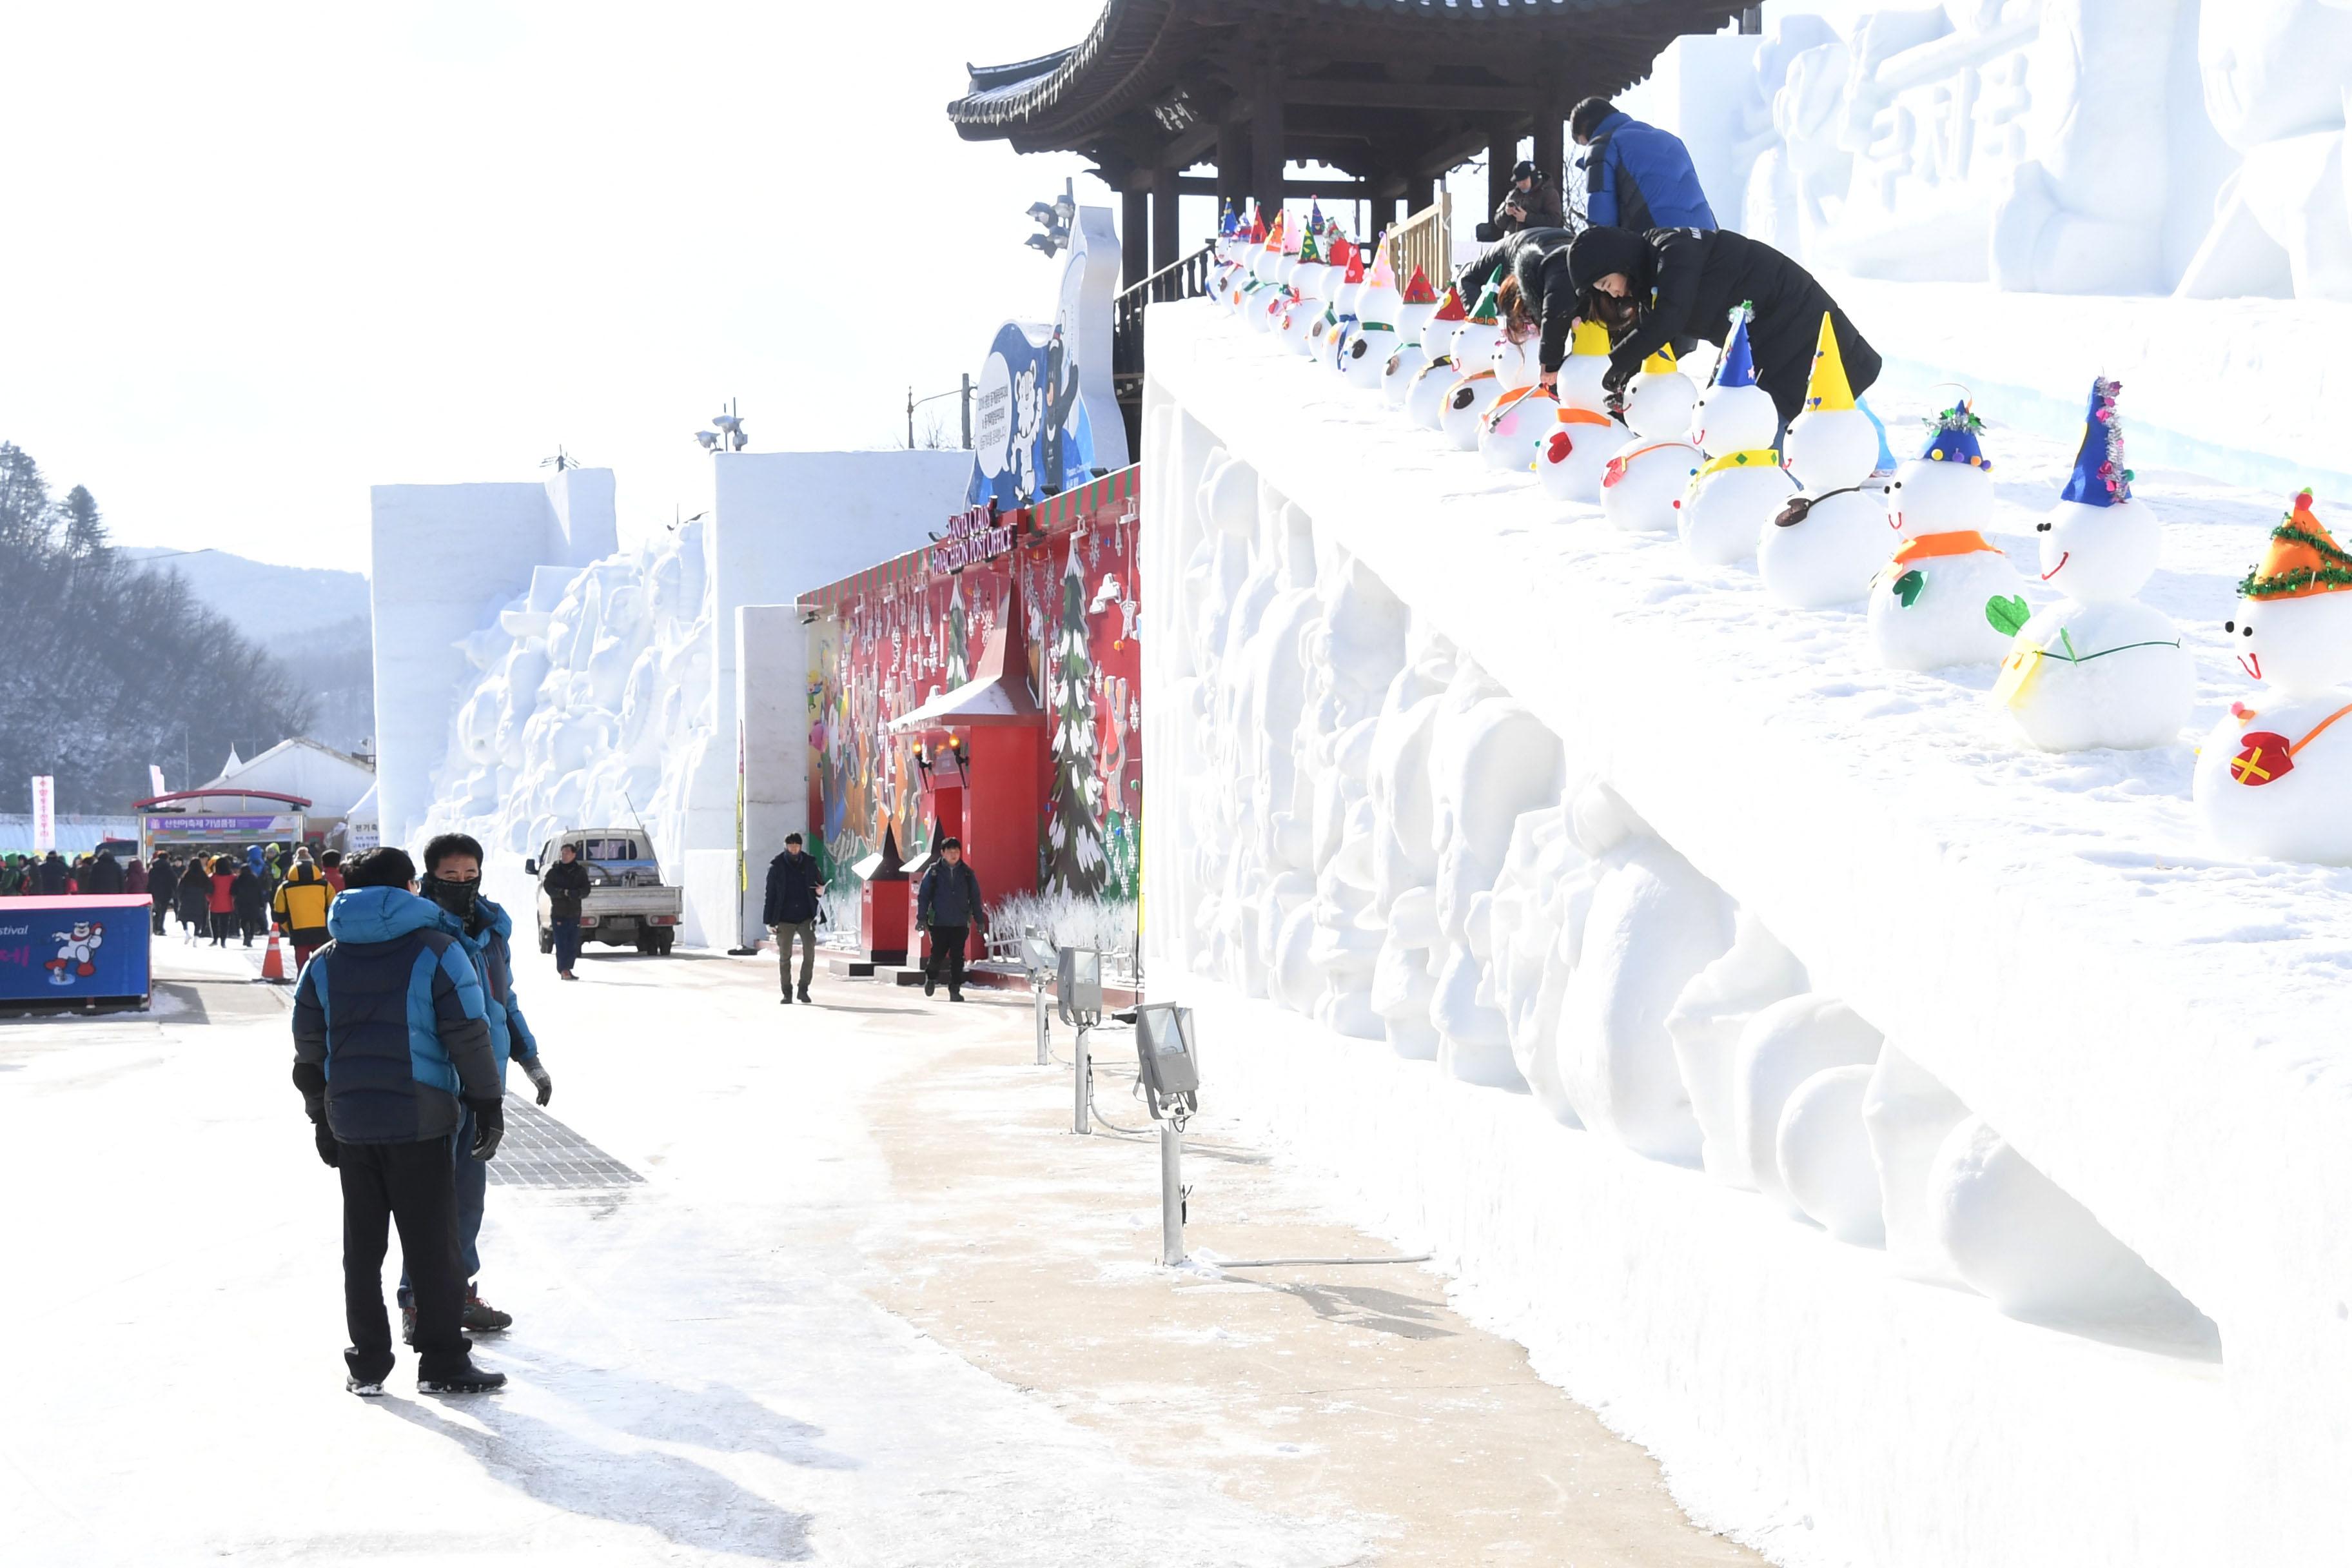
[
  {"x1": 1121, "y1": 186, "x2": 1150, "y2": 288},
  {"x1": 1216, "y1": 121, "x2": 1248, "y2": 215},
  {"x1": 1151, "y1": 177, "x2": 1180, "y2": 273},
  {"x1": 1250, "y1": 58, "x2": 1286, "y2": 225},
  {"x1": 1533, "y1": 90, "x2": 1567, "y2": 208}
]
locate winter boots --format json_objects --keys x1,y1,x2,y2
[
  {"x1": 798, "y1": 984, "x2": 811, "y2": 1004},
  {"x1": 462, "y1": 1289, "x2": 512, "y2": 1333},
  {"x1": 418, "y1": 1362, "x2": 507, "y2": 1395}
]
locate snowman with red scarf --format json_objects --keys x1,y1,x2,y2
[{"x1": 2194, "y1": 489, "x2": 2352, "y2": 863}]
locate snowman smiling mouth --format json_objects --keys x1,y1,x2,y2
[
  {"x1": 2239, "y1": 652, "x2": 2263, "y2": 681},
  {"x1": 2041, "y1": 551, "x2": 2070, "y2": 581}
]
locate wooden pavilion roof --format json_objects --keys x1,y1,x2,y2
[{"x1": 946, "y1": 0, "x2": 1741, "y2": 188}]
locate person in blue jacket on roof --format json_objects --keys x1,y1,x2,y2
[
  {"x1": 1572, "y1": 96, "x2": 1718, "y2": 235},
  {"x1": 391, "y1": 831, "x2": 555, "y2": 1347},
  {"x1": 292, "y1": 845, "x2": 507, "y2": 1396}
]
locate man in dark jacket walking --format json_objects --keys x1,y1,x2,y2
[
  {"x1": 36, "y1": 851, "x2": 68, "y2": 895},
  {"x1": 762, "y1": 832, "x2": 825, "y2": 1004},
  {"x1": 1565, "y1": 224, "x2": 1883, "y2": 429},
  {"x1": 83, "y1": 851, "x2": 124, "y2": 896},
  {"x1": 147, "y1": 853, "x2": 179, "y2": 935},
  {"x1": 1571, "y1": 97, "x2": 1718, "y2": 234},
  {"x1": 291, "y1": 846, "x2": 507, "y2": 1396},
  {"x1": 1493, "y1": 159, "x2": 1564, "y2": 235},
  {"x1": 916, "y1": 838, "x2": 986, "y2": 1003},
  {"x1": 538, "y1": 843, "x2": 591, "y2": 980}
]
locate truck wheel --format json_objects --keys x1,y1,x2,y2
[
  {"x1": 635, "y1": 935, "x2": 658, "y2": 956},
  {"x1": 658, "y1": 932, "x2": 675, "y2": 956},
  {"x1": 539, "y1": 928, "x2": 554, "y2": 955}
]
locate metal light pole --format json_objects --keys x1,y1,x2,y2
[
  {"x1": 1159, "y1": 1117, "x2": 1186, "y2": 1264},
  {"x1": 1072, "y1": 1021, "x2": 1091, "y2": 1134}
]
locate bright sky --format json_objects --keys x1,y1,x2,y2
[{"x1": 0, "y1": 1, "x2": 1160, "y2": 573}]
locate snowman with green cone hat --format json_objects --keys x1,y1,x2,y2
[{"x1": 1991, "y1": 377, "x2": 2191, "y2": 751}]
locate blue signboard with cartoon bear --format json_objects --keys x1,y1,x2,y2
[
  {"x1": 966, "y1": 204, "x2": 1130, "y2": 509},
  {"x1": 0, "y1": 896, "x2": 153, "y2": 1005}
]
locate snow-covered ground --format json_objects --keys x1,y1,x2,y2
[{"x1": 1141, "y1": 297, "x2": 2352, "y2": 1566}]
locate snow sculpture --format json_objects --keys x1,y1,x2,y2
[
  {"x1": 1381, "y1": 341, "x2": 1427, "y2": 409},
  {"x1": 1868, "y1": 402, "x2": 2022, "y2": 671},
  {"x1": 1678, "y1": 308, "x2": 1794, "y2": 566},
  {"x1": 1329, "y1": 235, "x2": 1366, "y2": 320},
  {"x1": 421, "y1": 519, "x2": 714, "y2": 867},
  {"x1": 1479, "y1": 385, "x2": 1554, "y2": 475},
  {"x1": 1731, "y1": 993, "x2": 1884, "y2": 1217},
  {"x1": 1276, "y1": 287, "x2": 1322, "y2": 355},
  {"x1": 1862, "y1": 1044, "x2": 1975, "y2": 1284},
  {"x1": 1553, "y1": 835, "x2": 1736, "y2": 1161},
  {"x1": 1599, "y1": 346, "x2": 1701, "y2": 534},
  {"x1": 1338, "y1": 251, "x2": 1403, "y2": 389},
  {"x1": 1928, "y1": 1113, "x2": 2212, "y2": 1329},
  {"x1": 1994, "y1": 378, "x2": 2193, "y2": 751},
  {"x1": 1489, "y1": 324, "x2": 1538, "y2": 392},
  {"x1": 1439, "y1": 366, "x2": 1504, "y2": 452},
  {"x1": 1532, "y1": 323, "x2": 1627, "y2": 506},
  {"x1": 1393, "y1": 265, "x2": 1440, "y2": 360},
  {"x1": 2193, "y1": 489, "x2": 2352, "y2": 863},
  {"x1": 1760, "y1": 313, "x2": 1891, "y2": 608},
  {"x1": 1664, "y1": 912, "x2": 1808, "y2": 1184},
  {"x1": 1447, "y1": 279, "x2": 1504, "y2": 371},
  {"x1": 1776, "y1": 1064, "x2": 1885, "y2": 1245},
  {"x1": 1405, "y1": 355, "x2": 1459, "y2": 431}
]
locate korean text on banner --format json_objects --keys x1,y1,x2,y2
[{"x1": 30, "y1": 776, "x2": 55, "y2": 854}]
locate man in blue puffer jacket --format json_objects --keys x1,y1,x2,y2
[
  {"x1": 397, "y1": 832, "x2": 554, "y2": 1342},
  {"x1": 292, "y1": 846, "x2": 507, "y2": 1396},
  {"x1": 1571, "y1": 96, "x2": 1718, "y2": 235}
]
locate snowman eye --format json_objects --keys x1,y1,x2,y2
[
  {"x1": 2244, "y1": 624, "x2": 2255, "y2": 636},
  {"x1": 1890, "y1": 480, "x2": 1903, "y2": 491},
  {"x1": 2224, "y1": 620, "x2": 2235, "y2": 632},
  {"x1": 2035, "y1": 522, "x2": 2050, "y2": 532}
]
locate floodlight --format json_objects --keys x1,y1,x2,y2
[
  {"x1": 1021, "y1": 928, "x2": 1057, "y2": 979},
  {"x1": 1026, "y1": 201, "x2": 1058, "y2": 228},
  {"x1": 1132, "y1": 1003, "x2": 1199, "y2": 1120},
  {"x1": 711, "y1": 412, "x2": 741, "y2": 433},
  {"x1": 694, "y1": 430, "x2": 719, "y2": 451},
  {"x1": 1057, "y1": 945, "x2": 1102, "y2": 1028}
]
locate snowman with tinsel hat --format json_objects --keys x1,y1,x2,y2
[
  {"x1": 2193, "y1": 489, "x2": 2352, "y2": 863},
  {"x1": 1676, "y1": 304, "x2": 1794, "y2": 567},
  {"x1": 1866, "y1": 401, "x2": 2023, "y2": 671},
  {"x1": 1759, "y1": 313, "x2": 1891, "y2": 606},
  {"x1": 1992, "y1": 377, "x2": 2191, "y2": 751}
]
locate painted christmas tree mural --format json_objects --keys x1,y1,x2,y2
[
  {"x1": 1046, "y1": 544, "x2": 1108, "y2": 896},
  {"x1": 946, "y1": 576, "x2": 970, "y2": 687}
]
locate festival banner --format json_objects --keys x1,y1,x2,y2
[{"x1": 0, "y1": 896, "x2": 154, "y2": 1004}]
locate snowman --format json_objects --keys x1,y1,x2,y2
[
  {"x1": 1678, "y1": 306, "x2": 1794, "y2": 567},
  {"x1": 1478, "y1": 384, "x2": 1555, "y2": 473},
  {"x1": 1533, "y1": 320, "x2": 1627, "y2": 505},
  {"x1": 1276, "y1": 288, "x2": 1322, "y2": 355},
  {"x1": 1340, "y1": 255, "x2": 1404, "y2": 391},
  {"x1": 1329, "y1": 237, "x2": 1367, "y2": 320},
  {"x1": 1447, "y1": 278, "x2": 1505, "y2": 376},
  {"x1": 1405, "y1": 351, "x2": 1460, "y2": 429},
  {"x1": 2193, "y1": 490, "x2": 2352, "y2": 863},
  {"x1": 1867, "y1": 402, "x2": 2023, "y2": 671},
  {"x1": 1394, "y1": 262, "x2": 1440, "y2": 348},
  {"x1": 1436, "y1": 281, "x2": 1507, "y2": 449},
  {"x1": 45, "y1": 921, "x2": 103, "y2": 986},
  {"x1": 1992, "y1": 378, "x2": 2191, "y2": 751},
  {"x1": 1418, "y1": 280, "x2": 1468, "y2": 359},
  {"x1": 1251, "y1": 210, "x2": 1288, "y2": 285},
  {"x1": 1759, "y1": 312, "x2": 1888, "y2": 607},
  {"x1": 1599, "y1": 344, "x2": 1701, "y2": 533}
]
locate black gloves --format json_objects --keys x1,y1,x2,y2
[
  {"x1": 467, "y1": 1097, "x2": 505, "y2": 1161},
  {"x1": 313, "y1": 1121, "x2": 339, "y2": 1168},
  {"x1": 524, "y1": 1060, "x2": 553, "y2": 1106},
  {"x1": 1601, "y1": 357, "x2": 1636, "y2": 395}
]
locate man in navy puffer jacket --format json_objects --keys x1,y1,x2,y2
[
  {"x1": 292, "y1": 847, "x2": 507, "y2": 1396},
  {"x1": 1571, "y1": 97, "x2": 1718, "y2": 235}
]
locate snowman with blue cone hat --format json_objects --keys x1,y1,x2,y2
[
  {"x1": 1678, "y1": 304, "x2": 1795, "y2": 566},
  {"x1": 1867, "y1": 399, "x2": 2024, "y2": 671},
  {"x1": 1992, "y1": 377, "x2": 2191, "y2": 750}
]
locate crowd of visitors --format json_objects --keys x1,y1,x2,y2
[{"x1": 3, "y1": 841, "x2": 352, "y2": 966}]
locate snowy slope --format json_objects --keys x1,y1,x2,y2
[
  {"x1": 125, "y1": 546, "x2": 371, "y2": 639},
  {"x1": 1141, "y1": 298, "x2": 2352, "y2": 1567}
]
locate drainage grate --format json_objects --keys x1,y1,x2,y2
[{"x1": 485, "y1": 1095, "x2": 644, "y2": 1190}]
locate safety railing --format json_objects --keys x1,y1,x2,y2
[
  {"x1": 1112, "y1": 244, "x2": 1215, "y2": 386},
  {"x1": 1386, "y1": 191, "x2": 1451, "y2": 292}
]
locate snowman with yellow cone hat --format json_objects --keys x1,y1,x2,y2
[
  {"x1": 2193, "y1": 489, "x2": 2352, "y2": 863},
  {"x1": 1759, "y1": 313, "x2": 1892, "y2": 607},
  {"x1": 1533, "y1": 322, "x2": 1625, "y2": 504},
  {"x1": 1599, "y1": 344, "x2": 1702, "y2": 533}
]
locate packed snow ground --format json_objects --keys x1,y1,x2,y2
[
  {"x1": 0, "y1": 934, "x2": 1770, "y2": 1565},
  {"x1": 1142, "y1": 299, "x2": 2352, "y2": 1565}
]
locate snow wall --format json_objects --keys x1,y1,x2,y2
[
  {"x1": 1620, "y1": 1, "x2": 2352, "y2": 502},
  {"x1": 382, "y1": 449, "x2": 968, "y2": 945},
  {"x1": 1139, "y1": 300, "x2": 2352, "y2": 1567}
]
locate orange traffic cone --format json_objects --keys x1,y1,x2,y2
[{"x1": 259, "y1": 932, "x2": 289, "y2": 985}]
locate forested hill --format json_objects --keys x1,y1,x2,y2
[{"x1": 0, "y1": 440, "x2": 315, "y2": 812}]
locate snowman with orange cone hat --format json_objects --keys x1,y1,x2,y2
[{"x1": 2194, "y1": 489, "x2": 2352, "y2": 863}]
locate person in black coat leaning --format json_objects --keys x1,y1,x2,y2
[
  {"x1": 538, "y1": 843, "x2": 592, "y2": 981},
  {"x1": 916, "y1": 838, "x2": 986, "y2": 1003},
  {"x1": 1455, "y1": 227, "x2": 1580, "y2": 385},
  {"x1": 1564, "y1": 224, "x2": 1882, "y2": 429},
  {"x1": 761, "y1": 832, "x2": 825, "y2": 1006}
]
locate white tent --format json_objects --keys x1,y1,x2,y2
[{"x1": 199, "y1": 739, "x2": 376, "y2": 818}]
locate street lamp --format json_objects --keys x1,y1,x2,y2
[
  {"x1": 1025, "y1": 177, "x2": 1075, "y2": 257},
  {"x1": 694, "y1": 398, "x2": 748, "y2": 453}
]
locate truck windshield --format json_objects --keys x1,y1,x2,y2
[{"x1": 580, "y1": 837, "x2": 639, "y2": 862}]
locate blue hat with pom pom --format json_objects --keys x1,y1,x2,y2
[
  {"x1": 2059, "y1": 377, "x2": 2132, "y2": 505},
  {"x1": 1919, "y1": 401, "x2": 1991, "y2": 471},
  {"x1": 1713, "y1": 302, "x2": 1758, "y2": 389}
]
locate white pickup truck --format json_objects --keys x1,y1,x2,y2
[{"x1": 525, "y1": 829, "x2": 684, "y2": 956}]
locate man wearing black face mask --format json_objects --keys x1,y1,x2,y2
[{"x1": 393, "y1": 833, "x2": 553, "y2": 1344}]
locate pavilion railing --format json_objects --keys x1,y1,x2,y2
[
  {"x1": 1112, "y1": 243, "x2": 1215, "y2": 386},
  {"x1": 1386, "y1": 191, "x2": 1453, "y2": 294}
]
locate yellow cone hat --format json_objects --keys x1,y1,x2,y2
[
  {"x1": 1571, "y1": 319, "x2": 1612, "y2": 358},
  {"x1": 1640, "y1": 344, "x2": 1678, "y2": 375},
  {"x1": 1805, "y1": 311, "x2": 1855, "y2": 413}
]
